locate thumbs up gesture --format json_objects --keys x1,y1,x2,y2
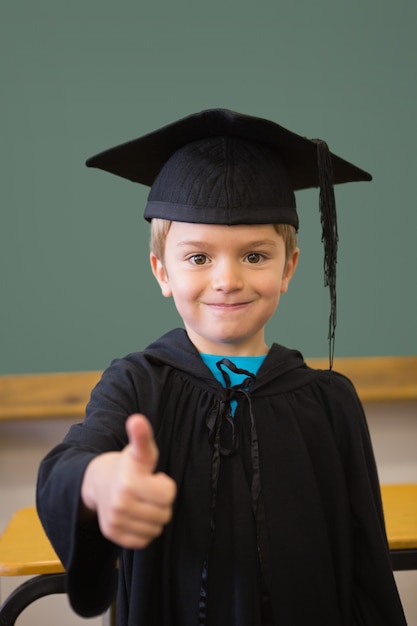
[{"x1": 81, "y1": 414, "x2": 177, "y2": 549}]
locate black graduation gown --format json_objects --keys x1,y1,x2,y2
[{"x1": 36, "y1": 329, "x2": 406, "y2": 626}]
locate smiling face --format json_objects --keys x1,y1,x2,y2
[{"x1": 150, "y1": 222, "x2": 299, "y2": 356}]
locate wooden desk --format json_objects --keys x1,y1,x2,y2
[
  {"x1": 0, "y1": 507, "x2": 66, "y2": 626},
  {"x1": 0, "y1": 507, "x2": 63, "y2": 576},
  {"x1": 382, "y1": 483, "x2": 417, "y2": 570},
  {"x1": 0, "y1": 508, "x2": 116, "y2": 626}
]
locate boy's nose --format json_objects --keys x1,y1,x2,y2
[{"x1": 211, "y1": 261, "x2": 243, "y2": 292}]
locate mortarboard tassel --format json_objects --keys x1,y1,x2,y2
[{"x1": 313, "y1": 139, "x2": 338, "y2": 370}]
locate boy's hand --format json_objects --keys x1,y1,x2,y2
[{"x1": 81, "y1": 414, "x2": 177, "y2": 549}]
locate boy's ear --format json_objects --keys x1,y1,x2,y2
[
  {"x1": 280, "y1": 247, "x2": 300, "y2": 294},
  {"x1": 150, "y1": 252, "x2": 172, "y2": 297}
]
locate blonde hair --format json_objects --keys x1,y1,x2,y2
[
  {"x1": 150, "y1": 218, "x2": 172, "y2": 261},
  {"x1": 150, "y1": 218, "x2": 298, "y2": 263}
]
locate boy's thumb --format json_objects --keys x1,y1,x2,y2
[{"x1": 126, "y1": 414, "x2": 158, "y2": 473}]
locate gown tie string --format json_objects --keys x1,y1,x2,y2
[{"x1": 200, "y1": 359, "x2": 272, "y2": 624}]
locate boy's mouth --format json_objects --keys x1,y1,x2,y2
[{"x1": 204, "y1": 300, "x2": 252, "y2": 310}]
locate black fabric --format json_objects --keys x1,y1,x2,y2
[
  {"x1": 36, "y1": 329, "x2": 406, "y2": 626},
  {"x1": 85, "y1": 108, "x2": 372, "y2": 191},
  {"x1": 144, "y1": 137, "x2": 298, "y2": 227}
]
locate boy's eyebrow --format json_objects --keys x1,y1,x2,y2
[{"x1": 176, "y1": 240, "x2": 209, "y2": 248}]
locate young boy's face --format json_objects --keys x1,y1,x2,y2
[{"x1": 151, "y1": 222, "x2": 299, "y2": 356}]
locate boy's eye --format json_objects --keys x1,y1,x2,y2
[
  {"x1": 246, "y1": 253, "x2": 262, "y2": 264},
  {"x1": 190, "y1": 254, "x2": 208, "y2": 265}
]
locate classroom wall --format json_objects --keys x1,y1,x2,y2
[{"x1": 1, "y1": 0, "x2": 417, "y2": 376}]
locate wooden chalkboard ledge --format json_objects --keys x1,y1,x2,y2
[
  {"x1": 0, "y1": 355, "x2": 416, "y2": 421},
  {"x1": 308, "y1": 355, "x2": 417, "y2": 404}
]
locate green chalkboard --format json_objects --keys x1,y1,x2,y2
[{"x1": 1, "y1": 1, "x2": 416, "y2": 374}]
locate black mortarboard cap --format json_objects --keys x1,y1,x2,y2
[{"x1": 86, "y1": 108, "x2": 372, "y2": 366}]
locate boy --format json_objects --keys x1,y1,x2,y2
[{"x1": 36, "y1": 109, "x2": 406, "y2": 625}]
